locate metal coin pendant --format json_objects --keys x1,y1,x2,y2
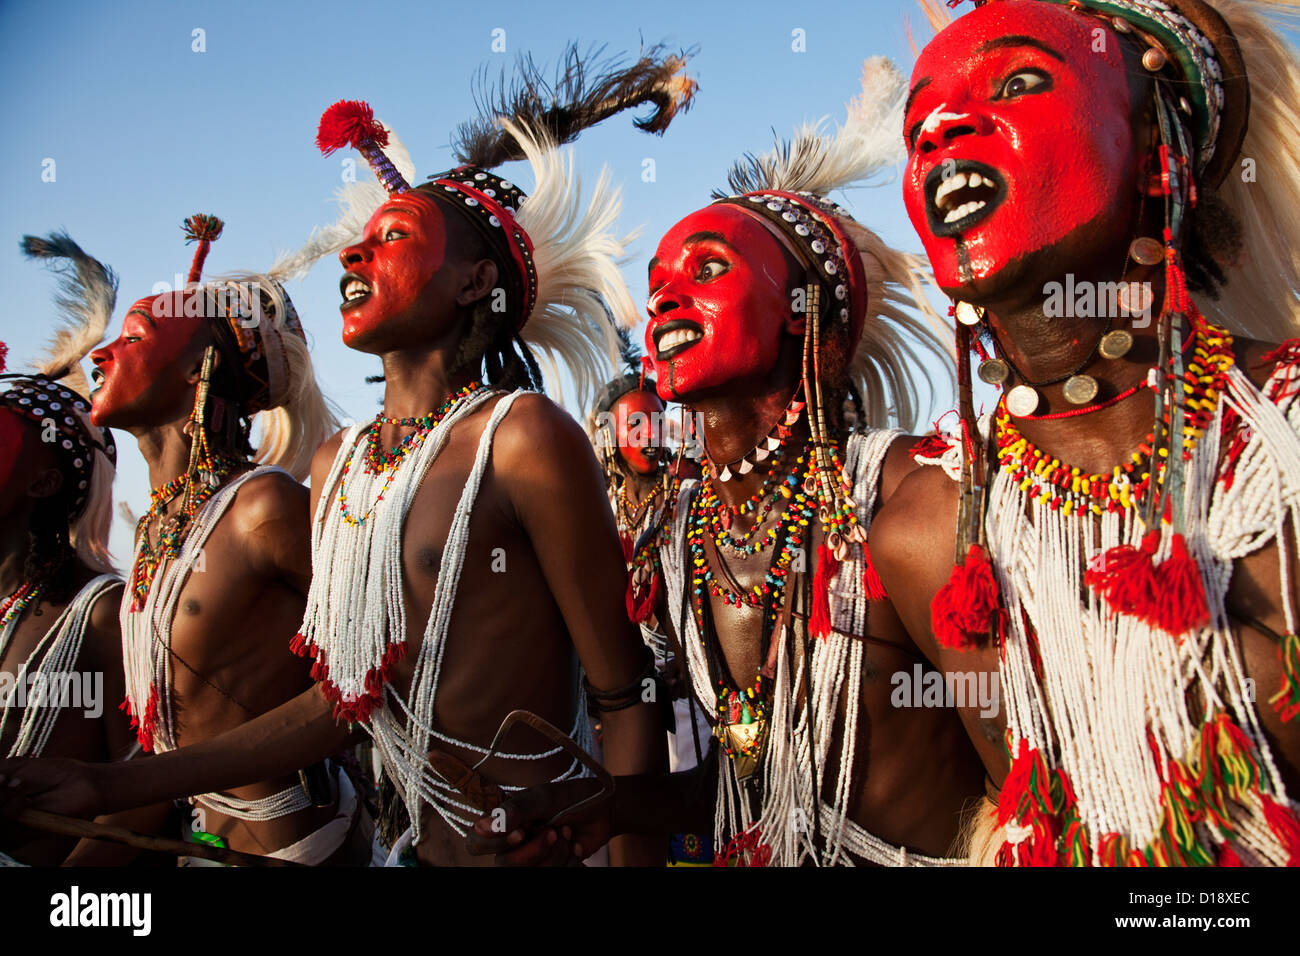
[
  {"x1": 978, "y1": 358, "x2": 1010, "y2": 385},
  {"x1": 1062, "y1": 375, "x2": 1100, "y2": 406},
  {"x1": 1098, "y1": 329, "x2": 1134, "y2": 361},
  {"x1": 1006, "y1": 385, "x2": 1041, "y2": 417},
  {"x1": 955, "y1": 301, "x2": 983, "y2": 326},
  {"x1": 1129, "y1": 237, "x2": 1163, "y2": 266},
  {"x1": 1118, "y1": 282, "x2": 1153, "y2": 316}
]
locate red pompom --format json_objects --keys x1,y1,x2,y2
[
  {"x1": 626, "y1": 568, "x2": 661, "y2": 625},
  {"x1": 181, "y1": 213, "x2": 224, "y2": 245},
  {"x1": 316, "y1": 99, "x2": 390, "y2": 156},
  {"x1": 810, "y1": 544, "x2": 840, "y2": 640},
  {"x1": 1152, "y1": 533, "x2": 1209, "y2": 637},
  {"x1": 1217, "y1": 841, "x2": 1244, "y2": 866},
  {"x1": 1260, "y1": 794, "x2": 1300, "y2": 866},
  {"x1": 1084, "y1": 530, "x2": 1160, "y2": 619},
  {"x1": 0, "y1": 340, "x2": 8, "y2": 373},
  {"x1": 931, "y1": 544, "x2": 999, "y2": 650},
  {"x1": 860, "y1": 542, "x2": 888, "y2": 602}
]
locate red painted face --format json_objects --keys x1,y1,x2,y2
[
  {"x1": 646, "y1": 204, "x2": 797, "y2": 402},
  {"x1": 903, "y1": 1, "x2": 1141, "y2": 296},
  {"x1": 337, "y1": 191, "x2": 455, "y2": 351},
  {"x1": 89, "y1": 294, "x2": 206, "y2": 428},
  {"x1": 610, "y1": 389, "x2": 666, "y2": 476}
]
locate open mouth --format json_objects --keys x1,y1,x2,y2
[
  {"x1": 340, "y1": 273, "x2": 373, "y2": 310},
  {"x1": 652, "y1": 319, "x2": 704, "y2": 360},
  {"x1": 925, "y1": 160, "x2": 1006, "y2": 238},
  {"x1": 89, "y1": 365, "x2": 106, "y2": 395}
]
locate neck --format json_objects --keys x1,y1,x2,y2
[
  {"x1": 378, "y1": 347, "x2": 477, "y2": 421},
  {"x1": 983, "y1": 265, "x2": 1182, "y2": 473},
  {"x1": 692, "y1": 384, "x2": 810, "y2": 511},
  {"x1": 621, "y1": 468, "x2": 661, "y2": 502},
  {"x1": 133, "y1": 419, "x2": 203, "y2": 492}
]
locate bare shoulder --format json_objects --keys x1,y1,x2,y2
[
  {"x1": 229, "y1": 468, "x2": 309, "y2": 534},
  {"x1": 87, "y1": 579, "x2": 124, "y2": 634},
  {"x1": 877, "y1": 433, "x2": 927, "y2": 506},
  {"x1": 81, "y1": 578, "x2": 125, "y2": 672},
  {"x1": 310, "y1": 427, "x2": 350, "y2": 482},
  {"x1": 493, "y1": 391, "x2": 593, "y2": 469},
  {"x1": 869, "y1": 462, "x2": 958, "y2": 576},
  {"x1": 1232, "y1": 334, "x2": 1297, "y2": 392}
]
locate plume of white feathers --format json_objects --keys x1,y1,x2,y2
[
  {"x1": 724, "y1": 57, "x2": 909, "y2": 198},
  {"x1": 20, "y1": 231, "x2": 118, "y2": 396}
]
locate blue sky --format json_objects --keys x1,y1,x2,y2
[{"x1": 0, "y1": 0, "x2": 969, "y2": 561}]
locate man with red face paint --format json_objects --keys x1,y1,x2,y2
[
  {"x1": 590, "y1": 355, "x2": 712, "y2": 864},
  {"x1": 0, "y1": 234, "x2": 153, "y2": 866},
  {"x1": 82, "y1": 216, "x2": 359, "y2": 866},
  {"x1": 0, "y1": 51, "x2": 695, "y2": 868},
  {"x1": 872, "y1": 0, "x2": 1300, "y2": 865},
  {"x1": 469, "y1": 61, "x2": 982, "y2": 867}
]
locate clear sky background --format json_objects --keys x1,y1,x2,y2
[{"x1": 0, "y1": 0, "x2": 999, "y2": 562}]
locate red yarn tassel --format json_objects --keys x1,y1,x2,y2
[
  {"x1": 1085, "y1": 530, "x2": 1160, "y2": 619},
  {"x1": 861, "y1": 543, "x2": 888, "y2": 601},
  {"x1": 1260, "y1": 794, "x2": 1300, "y2": 866},
  {"x1": 1217, "y1": 841, "x2": 1244, "y2": 866},
  {"x1": 620, "y1": 532, "x2": 634, "y2": 565},
  {"x1": 931, "y1": 544, "x2": 999, "y2": 650},
  {"x1": 316, "y1": 99, "x2": 389, "y2": 155},
  {"x1": 810, "y1": 544, "x2": 839, "y2": 640},
  {"x1": 181, "y1": 213, "x2": 223, "y2": 286},
  {"x1": 626, "y1": 569, "x2": 661, "y2": 624},
  {"x1": 1152, "y1": 533, "x2": 1209, "y2": 637}
]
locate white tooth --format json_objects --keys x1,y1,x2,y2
[
  {"x1": 968, "y1": 172, "x2": 984, "y2": 189},
  {"x1": 970, "y1": 200, "x2": 987, "y2": 213},
  {"x1": 935, "y1": 172, "x2": 968, "y2": 210}
]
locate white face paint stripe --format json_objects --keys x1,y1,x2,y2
[{"x1": 922, "y1": 103, "x2": 970, "y2": 134}]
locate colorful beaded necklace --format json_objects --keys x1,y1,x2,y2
[
  {"x1": 362, "y1": 381, "x2": 485, "y2": 475},
  {"x1": 700, "y1": 446, "x2": 797, "y2": 556},
  {"x1": 130, "y1": 455, "x2": 241, "y2": 611},
  {"x1": 689, "y1": 446, "x2": 819, "y2": 757},
  {"x1": 339, "y1": 381, "x2": 485, "y2": 526},
  {"x1": 0, "y1": 581, "x2": 44, "y2": 637},
  {"x1": 994, "y1": 322, "x2": 1234, "y2": 519}
]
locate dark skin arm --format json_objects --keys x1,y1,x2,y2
[
  {"x1": 491, "y1": 395, "x2": 668, "y2": 865},
  {"x1": 468, "y1": 434, "x2": 932, "y2": 864},
  {"x1": 0, "y1": 436, "x2": 358, "y2": 822},
  {"x1": 469, "y1": 464, "x2": 706, "y2": 865}
]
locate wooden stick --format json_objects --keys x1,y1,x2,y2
[{"x1": 17, "y1": 808, "x2": 301, "y2": 867}]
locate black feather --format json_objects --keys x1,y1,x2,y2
[{"x1": 452, "y1": 41, "x2": 698, "y2": 169}]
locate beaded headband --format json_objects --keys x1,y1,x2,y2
[
  {"x1": 423, "y1": 166, "x2": 537, "y2": 328},
  {"x1": 317, "y1": 101, "x2": 540, "y2": 330},
  {"x1": 0, "y1": 373, "x2": 116, "y2": 518},
  {"x1": 717, "y1": 190, "x2": 869, "y2": 347}
]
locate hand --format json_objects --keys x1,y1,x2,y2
[
  {"x1": 0, "y1": 757, "x2": 106, "y2": 821},
  {"x1": 465, "y1": 777, "x2": 612, "y2": 866}
]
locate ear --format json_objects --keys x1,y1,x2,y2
[
  {"x1": 185, "y1": 344, "x2": 222, "y2": 385},
  {"x1": 28, "y1": 466, "x2": 63, "y2": 500},
  {"x1": 455, "y1": 258, "x2": 500, "y2": 309}
]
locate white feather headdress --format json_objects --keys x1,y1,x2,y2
[{"x1": 284, "y1": 45, "x2": 696, "y2": 410}]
